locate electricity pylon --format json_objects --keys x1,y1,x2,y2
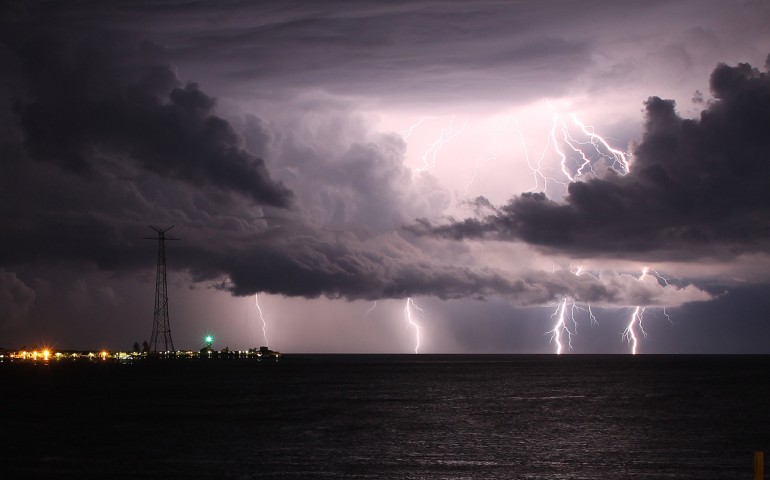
[{"x1": 144, "y1": 225, "x2": 179, "y2": 353}]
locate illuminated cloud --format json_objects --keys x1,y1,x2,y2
[
  {"x1": 0, "y1": 0, "x2": 767, "y2": 352},
  {"x1": 412, "y1": 56, "x2": 770, "y2": 261}
]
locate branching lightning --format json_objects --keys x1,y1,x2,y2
[
  {"x1": 620, "y1": 267, "x2": 678, "y2": 354},
  {"x1": 547, "y1": 298, "x2": 570, "y2": 354},
  {"x1": 622, "y1": 306, "x2": 647, "y2": 355},
  {"x1": 462, "y1": 102, "x2": 631, "y2": 202},
  {"x1": 401, "y1": 115, "x2": 467, "y2": 174},
  {"x1": 404, "y1": 297, "x2": 424, "y2": 354},
  {"x1": 544, "y1": 266, "x2": 600, "y2": 354},
  {"x1": 395, "y1": 107, "x2": 690, "y2": 356},
  {"x1": 569, "y1": 114, "x2": 631, "y2": 175},
  {"x1": 255, "y1": 293, "x2": 269, "y2": 348}
]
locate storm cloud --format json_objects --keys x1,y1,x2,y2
[
  {"x1": 1, "y1": 1, "x2": 763, "y2": 352},
  {"x1": 0, "y1": 20, "x2": 515, "y2": 303},
  {"x1": 412, "y1": 56, "x2": 770, "y2": 261},
  {"x1": 0, "y1": 270, "x2": 35, "y2": 326},
  {"x1": 4, "y1": 27, "x2": 293, "y2": 208}
]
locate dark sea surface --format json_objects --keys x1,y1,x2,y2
[{"x1": 3, "y1": 354, "x2": 770, "y2": 479}]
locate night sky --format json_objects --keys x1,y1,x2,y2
[{"x1": 2, "y1": 0, "x2": 770, "y2": 353}]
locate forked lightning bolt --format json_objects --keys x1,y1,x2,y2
[
  {"x1": 569, "y1": 114, "x2": 631, "y2": 175},
  {"x1": 622, "y1": 306, "x2": 646, "y2": 355},
  {"x1": 255, "y1": 293, "x2": 269, "y2": 348},
  {"x1": 622, "y1": 267, "x2": 675, "y2": 354},
  {"x1": 404, "y1": 297, "x2": 423, "y2": 354},
  {"x1": 545, "y1": 266, "x2": 599, "y2": 354}
]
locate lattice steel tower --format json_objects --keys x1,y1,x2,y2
[{"x1": 144, "y1": 225, "x2": 178, "y2": 352}]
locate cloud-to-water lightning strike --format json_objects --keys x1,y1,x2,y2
[
  {"x1": 622, "y1": 306, "x2": 647, "y2": 355},
  {"x1": 255, "y1": 293, "x2": 269, "y2": 347},
  {"x1": 404, "y1": 297, "x2": 423, "y2": 354},
  {"x1": 544, "y1": 266, "x2": 600, "y2": 354},
  {"x1": 547, "y1": 297, "x2": 570, "y2": 355},
  {"x1": 622, "y1": 267, "x2": 662, "y2": 354}
]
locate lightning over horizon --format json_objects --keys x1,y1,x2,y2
[
  {"x1": 547, "y1": 297, "x2": 570, "y2": 354},
  {"x1": 255, "y1": 293, "x2": 269, "y2": 348},
  {"x1": 623, "y1": 306, "x2": 646, "y2": 355},
  {"x1": 404, "y1": 297, "x2": 424, "y2": 354},
  {"x1": 3, "y1": 0, "x2": 769, "y2": 363},
  {"x1": 399, "y1": 108, "x2": 669, "y2": 355}
]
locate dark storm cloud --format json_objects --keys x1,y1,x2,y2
[
  {"x1": 411, "y1": 56, "x2": 770, "y2": 261},
  {"x1": 192, "y1": 239, "x2": 708, "y2": 306},
  {"x1": 0, "y1": 270, "x2": 35, "y2": 326},
  {"x1": 0, "y1": 15, "x2": 521, "y2": 303},
  {"x1": 3, "y1": 26, "x2": 292, "y2": 208}
]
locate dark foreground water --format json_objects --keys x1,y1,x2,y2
[{"x1": 3, "y1": 355, "x2": 770, "y2": 479}]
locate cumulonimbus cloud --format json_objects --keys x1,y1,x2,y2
[{"x1": 0, "y1": 16, "x2": 714, "y2": 311}]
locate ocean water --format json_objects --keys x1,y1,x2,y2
[{"x1": 3, "y1": 355, "x2": 770, "y2": 479}]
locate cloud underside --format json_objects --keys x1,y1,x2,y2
[{"x1": 413, "y1": 56, "x2": 770, "y2": 261}]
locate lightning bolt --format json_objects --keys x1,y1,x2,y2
[
  {"x1": 547, "y1": 297, "x2": 570, "y2": 354},
  {"x1": 255, "y1": 293, "x2": 269, "y2": 348},
  {"x1": 649, "y1": 268, "x2": 672, "y2": 286},
  {"x1": 404, "y1": 297, "x2": 423, "y2": 354},
  {"x1": 545, "y1": 266, "x2": 602, "y2": 354},
  {"x1": 398, "y1": 103, "x2": 626, "y2": 204},
  {"x1": 398, "y1": 108, "x2": 658, "y2": 356},
  {"x1": 648, "y1": 268, "x2": 675, "y2": 326},
  {"x1": 398, "y1": 116, "x2": 435, "y2": 140},
  {"x1": 622, "y1": 306, "x2": 647, "y2": 355},
  {"x1": 622, "y1": 266, "x2": 677, "y2": 354},
  {"x1": 402, "y1": 115, "x2": 467, "y2": 174},
  {"x1": 365, "y1": 300, "x2": 377, "y2": 316}
]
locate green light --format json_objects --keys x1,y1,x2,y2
[{"x1": 204, "y1": 335, "x2": 213, "y2": 345}]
